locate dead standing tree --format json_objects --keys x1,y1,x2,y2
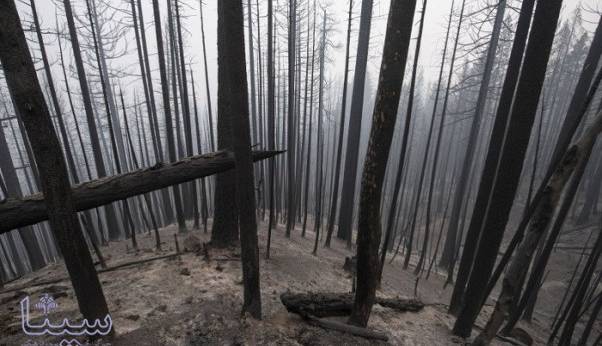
[
  {"x1": 0, "y1": 0, "x2": 112, "y2": 333},
  {"x1": 474, "y1": 106, "x2": 602, "y2": 346},
  {"x1": 217, "y1": 0, "x2": 262, "y2": 319},
  {"x1": 62, "y1": 0, "x2": 121, "y2": 241},
  {"x1": 151, "y1": 0, "x2": 188, "y2": 233},
  {"x1": 349, "y1": 0, "x2": 417, "y2": 327},
  {"x1": 452, "y1": 0, "x2": 563, "y2": 338}
]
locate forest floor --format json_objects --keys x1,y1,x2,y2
[{"x1": 0, "y1": 218, "x2": 582, "y2": 345}]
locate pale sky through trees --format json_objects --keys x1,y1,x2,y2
[{"x1": 26, "y1": 0, "x2": 599, "y2": 120}]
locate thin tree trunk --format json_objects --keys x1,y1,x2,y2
[
  {"x1": 448, "y1": 0, "x2": 508, "y2": 316},
  {"x1": 325, "y1": 0, "x2": 353, "y2": 248},
  {"x1": 400, "y1": 0, "x2": 428, "y2": 271},
  {"x1": 62, "y1": 0, "x2": 120, "y2": 240},
  {"x1": 151, "y1": 0, "x2": 187, "y2": 233},
  {"x1": 266, "y1": 0, "x2": 276, "y2": 258},
  {"x1": 337, "y1": 0, "x2": 374, "y2": 243},
  {"x1": 312, "y1": 12, "x2": 327, "y2": 255}
]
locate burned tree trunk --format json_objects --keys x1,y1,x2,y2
[
  {"x1": 325, "y1": 0, "x2": 353, "y2": 248},
  {"x1": 452, "y1": 0, "x2": 562, "y2": 337},
  {"x1": 217, "y1": 0, "x2": 262, "y2": 319},
  {"x1": 337, "y1": 0, "x2": 374, "y2": 243},
  {"x1": 63, "y1": 0, "x2": 121, "y2": 241},
  {"x1": 0, "y1": 151, "x2": 281, "y2": 234},
  {"x1": 151, "y1": 0, "x2": 187, "y2": 233},
  {"x1": 266, "y1": 0, "x2": 276, "y2": 258},
  {"x1": 349, "y1": 0, "x2": 417, "y2": 327},
  {"x1": 474, "y1": 106, "x2": 602, "y2": 346},
  {"x1": 0, "y1": 0, "x2": 111, "y2": 332}
]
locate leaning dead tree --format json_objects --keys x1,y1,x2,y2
[
  {"x1": 474, "y1": 104, "x2": 602, "y2": 346},
  {"x1": 350, "y1": 0, "x2": 417, "y2": 328},
  {"x1": 0, "y1": 0, "x2": 112, "y2": 334},
  {"x1": 0, "y1": 151, "x2": 282, "y2": 234}
]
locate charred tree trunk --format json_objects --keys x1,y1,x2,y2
[
  {"x1": 337, "y1": 0, "x2": 374, "y2": 243},
  {"x1": 199, "y1": 0, "x2": 215, "y2": 151},
  {"x1": 448, "y1": 0, "x2": 507, "y2": 314},
  {"x1": 0, "y1": 151, "x2": 280, "y2": 234},
  {"x1": 312, "y1": 11, "x2": 327, "y2": 256},
  {"x1": 0, "y1": 0, "x2": 112, "y2": 333},
  {"x1": 325, "y1": 0, "x2": 353, "y2": 248},
  {"x1": 217, "y1": 0, "x2": 262, "y2": 318},
  {"x1": 285, "y1": 0, "x2": 298, "y2": 238},
  {"x1": 453, "y1": 0, "x2": 563, "y2": 338},
  {"x1": 468, "y1": 0, "x2": 536, "y2": 303},
  {"x1": 151, "y1": 0, "x2": 187, "y2": 233},
  {"x1": 266, "y1": 0, "x2": 276, "y2": 258},
  {"x1": 475, "y1": 106, "x2": 602, "y2": 346},
  {"x1": 62, "y1": 0, "x2": 121, "y2": 240},
  {"x1": 349, "y1": 0, "x2": 416, "y2": 327},
  {"x1": 400, "y1": 0, "x2": 428, "y2": 271},
  {"x1": 212, "y1": 1, "x2": 241, "y2": 247}
]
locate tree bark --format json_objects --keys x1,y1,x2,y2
[
  {"x1": 0, "y1": 151, "x2": 281, "y2": 234},
  {"x1": 217, "y1": 0, "x2": 262, "y2": 319},
  {"x1": 349, "y1": 0, "x2": 416, "y2": 327},
  {"x1": 0, "y1": 0, "x2": 112, "y2": 333}
]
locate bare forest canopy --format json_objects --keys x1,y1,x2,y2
[{"x1": 0, "y1": 0, "x2": 601, "y2": 345}]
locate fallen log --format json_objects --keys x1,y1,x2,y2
[
  {"x1": 0, "y1": 150, "x2": 283, "y2": 234},
  {"x1": 280, "y1": 292, "x2": 424, "y2": 318},
  {"x1": 0, "y1": 252, "x2": 181, "y2": 294},
  {"x1": 304, "y1": 314, "x2": 388, "y2": 341}
]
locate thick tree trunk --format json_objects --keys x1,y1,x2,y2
[
  {"x1": 0, "y1": 0, "x2": 112, "y2": 333},
  {"x1": 281, "y1": 292, "x2": 423, "y2": 317},
  {"x1": 212, "y1": 10, "x2": 241, "y2": 247},
  {"x1": 0, "y1": 151, "x2": 281, "y2": 234},
  {"x1": 349, "y1": 0, "x2": 416, "y2": 327},
  {"x1": 218, "y1": 0, "x2": 262, "y2": 319}
]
